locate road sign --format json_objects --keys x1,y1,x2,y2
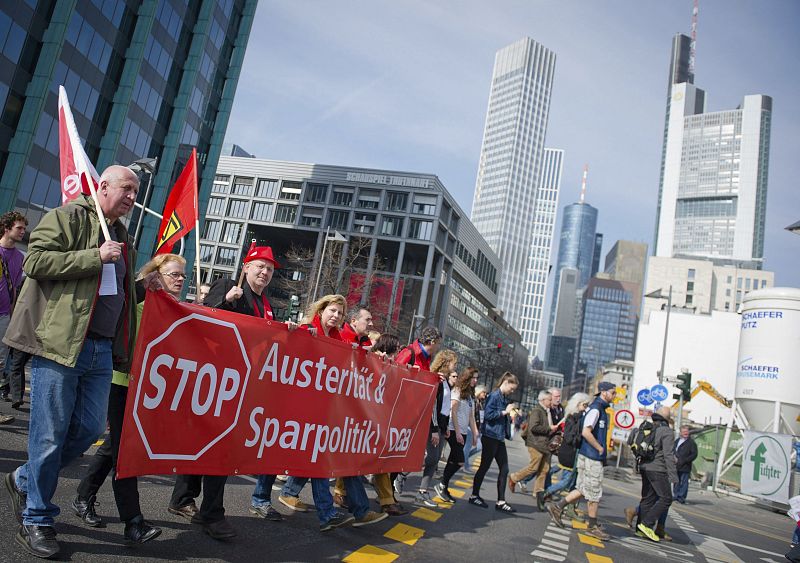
[
  {"x1": 637, "y1": 389, "x2": 654, "y2": 406},
  {"x1": 650, "y1": 384, "x2": 669, "y2": 403},
  {"x1": 614, "y1": 409, "x2": 635, "y2": 429},
  {"x1": 611, "y1": 428, "x2": 630, "y2": 442},
  {"x1": 741, "y1": 431, "x2": 792, "y2": 503}
]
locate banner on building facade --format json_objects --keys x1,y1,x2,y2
[
  {"x1": 741, "y1": 430, "x2": 793, "y2": 503},
  {"x1": 117, "y1": 290, "x2": 438, "y2": 478}
]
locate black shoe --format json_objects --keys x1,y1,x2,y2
[
  {"x1": 5, "y1": 471, "x2": 26, "y2": 523},
  {"x1": 11, "y1": 400, "x2": 23, "y2": 410},
  {"x1": 468, "y1": 495, "x2": 488, "y2": 508},
  {"x1": 124, "y1": 515, "x2": 162, "y2": 545},
  {"x1": 536, "y1": 491, "x2": 546, "y2": 511},
  {"x1": 16, "y1": 524, "x2": 59, "y2": 559},
  {"x1": 495, "y1": 501, "x2": 516, "y2": 513},
  {"x1": 200, "y1": 518, "x2": 237, "y2": 540},
  {"x1": 71, "y1": 495, "x2": 104, "y2": 527}
]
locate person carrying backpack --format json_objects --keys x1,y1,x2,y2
[
  {"x1": 542, "y1": 393, "x2": 590, "y2": 503},
  {"x1": 635, "y1": 406, "x2": 677, "y2": 542}
]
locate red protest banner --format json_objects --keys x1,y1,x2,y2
[{"x1": 117, "y1": 290, "x2": 439, "y2": 478}]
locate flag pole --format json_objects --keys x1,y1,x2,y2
[
  {"x1": 195, "y1": 219, "x2": 201, "y2": 295},
  {"x1": 84, "y1": 169, "x2": 111, "y2": 242},
  {"x1": 238, "y1": 238, "x2": 256, "y2": 289}
]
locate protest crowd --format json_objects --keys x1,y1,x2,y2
[{"x1": 0, "y1": 160, "x2": 691, "y2": 560}]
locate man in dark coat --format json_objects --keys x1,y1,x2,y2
[{"x1": 673, "y1": 425, "x2": 698, "y2": 504}]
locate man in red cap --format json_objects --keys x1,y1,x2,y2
[{"x1": 168, "y1": 244, "x2": 292, "y2": 539}]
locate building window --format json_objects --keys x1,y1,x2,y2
[
  {"x1": 412, "y1": 194, "x2": 437, "y2": 216},
  {"x1": 212, "y1": 175, "x2": 229, "y2": 191},
  {"x1": 385, "y1": 191, "x2": 408, "y2": 212},
  {"x1": 761, "y1": 279, "x2": 767, "y2": 288},
  {"x1": 256, "y1": 178, "x2": 279, "y2": 198},
  {"x1": 327, "y1": 210, "x2": 350, "y2": 230},
  {"x1": 221, "y1": 222, "x2": 242, "y2": 244},
  {"x1": 198, "y1": 244, "x2": 214, "y2": 262},
  {"x1": 736, "y1": 277, "x2": 742, "y2": 289},
  {"x1": 227, "y1": 199, "x2": 248, "y2": 219},
  {"x1": 332, "y1": 187, "x2": 353, "y2": 207},
  {"x1": 725, "y1": 288, "x2": 731, "y2": 297},
  {"x1": 207, "y1": 197, "x2": 225, "y2": 215},
  {"x1": 687, "y1": 268, "x2": 695, "y2": 280},
  {"x1": 357, "y1": 190, "x2": 380, "y2": 209},
  {"x1": 216, "y1": 247, "x2": 237, "y2": 267},
  {"x1": 409, "y1": 219, "x2": 433, "y2": 241},
  {"x1": 305, "y1": 183, "x2": 327, "y2": 203},
  {"x1": 202, "y1": 220, "x2": 220, "y2": 241},
  {"x1": 381, "y1": 215, "x2": 403, "y2": 237},
  {"x1": 686, "y1": 294, "x2": 693, "y2": 306},
  {"x1": 686, "y1": 281, "x2": 694, "y2": 292},
  {"x1": 725, "y1": 301, "x2": 730, "y2": 310},
  {"x1": 353, "y1": 212, "x2": 375, "y2": 234},
  {"x1": 231, "y1": 177, "x2": 253, "y2": 196},
  {"x1": 745, "y1": 278, "x2": 751, "y2": 291},
  {"x1": 275, "y1": 204, "x2": 297, "y2": 224},
  {"x1": 251, "y1": 202, "x2": 273, "y2": 222},
  {"x1": 280, "y1": 181, "x2": 302, "y2": 200},
  {"x1": 726, "y1": 275, "x2": 732, "y2": 284},
  {"x1": 300, "y1": 213, "x2": 321, "y2": 227}
]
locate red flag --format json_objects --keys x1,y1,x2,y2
[
  {"x1": 58, "y1": 86, "x2": 99, "y2": 204},
  {"x1": 155, "y1": 148, "x2": 199, "y2": 255}
]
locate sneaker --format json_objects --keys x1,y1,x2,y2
[
  {"x1": 495, "y1": 501, "x2": 516, "y2": 513},
  {"x1": 5, "y1": 471, "x2": 26, "y2": 524},
  {"x1": 413, "y1": 491, "x2": 437, "y2": 508},
  {"x1": 249, "y1": 504, "x2": 283, "y2": 521},
  {"x1": 547, "y1": 502, "x2": 565, "y2": 528},
  {"x1": 624, "y1": 506, "x2": 637, "y2": 528},
  {"x1": 394, "y1": 473, "x2": 407, "y2": 496},
  {"x1": 16, "y1": 524, "x2": 59, "y2": 559},
  {"x1": 637, "y1": 523, "x2": 659, "y2": 542},
  {"x1": 433, "y1": 483, "x2": 455, "y2": 504},
  {"x1": 168, "y1": 502, "x2": 199, "y2": 521},
  {"x1": 635, "y1": 529, "x2": 646, "y2": 538},
  {"x1": 333, "y1": 493, "x2": 349, "y2": 509},
  {"x1": 380, "y1": 503, "x2": 407, "y2": 516},
  {"x1": 468, "y1": 495, "x2": 488, "y2": 508},
  {"x1": 585, "y1": 524, "x2": 611, "y2": 541},
  {"x1": 124, "y1": 515, "x2": 162, "y2": 545},
  {"x1": 71, "y1": 495, "x2": 104, "y2": 528},
  {"x1": 518, "y1": 481, "x2": 528, "y2": 493},
  {"x1": 320, "y1": 511, "x2": 355, "y2": 532},
  {"x1": 352, "y1": 510, "x2": 389, "y2": 527},
  {"x1": 0, "y1": 413, "x2": 14, "y2": 425},
  {"x1": 278, "y1": 495, "x2": 311, "y2": 512}
]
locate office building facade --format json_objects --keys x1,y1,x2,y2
[
  {"x1": 202, "y1": 157, "x2": 530, "y2": 388},
  {"x1": 519, "y1": 147, "x2": 563, "y2": 358},
  {"x1": 471, "y1": 37, "x2": 556, "y2": 336},
  {"x1": 0, "y1": 0, "x2": 256, "y2": 269}
]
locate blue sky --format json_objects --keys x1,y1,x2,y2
[{"x1": 226, "y1": 0, "x2": 800, "y2": 288}]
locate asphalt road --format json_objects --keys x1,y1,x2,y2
[{"x1": 0, "y1": 400, "x2": 795, "y2": 562}]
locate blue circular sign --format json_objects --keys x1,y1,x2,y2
[
  {"x1": 637, "y1": 389, "x2": 654, "y2": 406},
  {"x1": 650, "y1": 384, "x2": 669, "y2": 402}
]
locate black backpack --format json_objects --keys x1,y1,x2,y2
[
  {"x1": 629, "y1": 420, "x2": 659, "y2": 464},
  {"x1": 561, "y1": 413, "x2": 583, "y2": 449}
]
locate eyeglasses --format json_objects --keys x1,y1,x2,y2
[{"x1": 161, "y1": 272, "x2": 187, "y2": 280}]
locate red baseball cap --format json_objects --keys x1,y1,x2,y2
[{"x1": 243, "y1": 245, "x2": 280, "y2": 268}]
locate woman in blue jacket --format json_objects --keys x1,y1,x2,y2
[{"x1": 469, "y1": 371, "x2": 519, "y2": 513}]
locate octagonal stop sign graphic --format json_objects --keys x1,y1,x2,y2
[{"x1": 132, "y1": 313, "x2": 251, "y2": 460}]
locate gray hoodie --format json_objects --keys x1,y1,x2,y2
[{"x1": 639, "y1": 413, "x2": 678, "y2": 483}]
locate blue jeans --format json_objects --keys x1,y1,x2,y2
[
  {"x1": 545, "y1": 467, "x2": 576, "y2": 496},
  {"x1": 793, "y1": 524, "x2": 800, "y2": 545},
  {"x1": 251, "y1": 474, "x2": 278, "y2": 507},
  {"x1": 673, "y1": 471, "x2": 690, "y2": 502},
  {"x1": 281, "y1": 476, "x2": 307, "y2": 498},
  {"x1": 464, "y1": 428, "x2": 480, "y2": 467},
  {"x1": 15, "y1": 339, "x2": 113, "y2": 526},
  {"x1": 310, "y1": 476, "x2": 369, "y2": 524}
]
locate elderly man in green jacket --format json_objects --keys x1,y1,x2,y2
[{"x1": 3, "y1": 165, "x2": 139, "y2": 559}]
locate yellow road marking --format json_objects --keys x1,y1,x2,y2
[
  {"x1": 411, "y1": 507, "x2": 442, "y2": 522},
  {"x1": 578, "y1": 533, "x2": 604, "y2": 547},
  {"x1": 586, "y1": 554, "x2": 613, "y2": 562},
  {"x1": 432, "y1": 497, "x2": 453, "y2": 508},
  {"x1": 384, "y1": 523, "x2": 425, "y2": 546},
  {"x1": 447, "y1": 487, "x2": 465, "y2": 499},
  {"x1": 454, "y1": 479, "x2": 472, "y2": 488},
  {"x1": 342, "y1": 545, "x2": 398, "y2": 563},
  {"x1": 572, "y1": 519, "x2": 588, "y2": 529}
]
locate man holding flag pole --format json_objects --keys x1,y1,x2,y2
[{"x1": 2, "y1": 87, "x2": 139, "y2": 559}]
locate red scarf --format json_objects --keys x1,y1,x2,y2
[
  {"x1": 308, "y1": 314, "x2": 342, "y2": 341},
  {"x1": 251, "y1": 290, "x2": 273, "y2": 320}
]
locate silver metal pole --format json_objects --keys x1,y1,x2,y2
[
  {"x1": 312, "y1": 227, "x2": 330, "y2": 304},
  {"x1": 133, "y1": 165, "x2": 156, "y2": 247},
  {"x1": 675, "y1": 394, "x2": 684, "y2": 438},
  {"x1": 407, "y1": 308, "x2": 416, "y2": 344},
  {"x1": 657, "y1": 285, "x2": 672, "y2": 385}
]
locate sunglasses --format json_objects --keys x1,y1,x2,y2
[{"x1": 161, "y1": 272, "x2": 187, "y2": 280}]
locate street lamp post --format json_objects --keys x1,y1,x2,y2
[
  {"x1": 128, "y1": 157, "x2": 158, "y2": 248},
  {"x1": 646, "y1": 285, "x2": 673, "y2": 385},
  {"x1": 406, "y1": 309, "x2": 426, "y2": 344},
  {"x1": 311, "y1": 227, "x2": 346, "y2": 304}
]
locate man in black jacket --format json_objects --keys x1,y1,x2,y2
[
  {"x1": 673, "y1": 425, "x2": 698, "y2": 504},
  {"x1": 636, "y1": 407, "x2": 677, "y2": 542}
]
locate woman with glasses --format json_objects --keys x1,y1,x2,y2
[{"x1": 72, "y1": 253, "x2": 187, "y2": 545}]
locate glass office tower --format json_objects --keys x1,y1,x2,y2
[{"x1": 0, "y1": 0, "x2": 256, "y2": 269}]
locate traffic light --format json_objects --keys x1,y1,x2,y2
[
  {"x1": 496, "y1": 343, "x2": 502, "y2": 353},
  {"x1": 675, "y1": 371, "x2": 692, "y2": 402}
]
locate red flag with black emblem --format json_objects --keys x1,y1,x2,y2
[{"x1": 155, "y1": 148, "x2": 198, "y2": 255}]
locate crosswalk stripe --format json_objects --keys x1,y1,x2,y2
[
  {"x1": 585, "y1": 554, "x2": 613, "y2": 563},
  {"x1": 530, "y1": 549, "x2": 566, "y2": 561},
  {"x1": 534, "y1": 543, "x2": 566, "y2": 555},
  {"x1": 577, "y1": 533, "x2": 604, "y2": 547},
  {"x1": 453, "y1": 479, "x2": 472, "y2": 488},
  {"x1": 410, "y1": 507, "x2": 442, "y2": 522},
  {"x1": 544, "y1": 530, "x2": 570, "y2": 541},
  {"x1": 540, "y1": 537, "x2": 568, "y2": 549},
  {"x1": 383, "y1": 523, "x2": 425, "y2": 546},
  {"x1": 571, "y1": 519, "x2": 588, "y2": 530},
  {"x1": 447, "y1": 487, "x2": 465, "y2": 498}
]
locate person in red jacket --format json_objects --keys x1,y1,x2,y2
[
  {"x1": 395, "y1": 326, "x2": 442, "y2": 371},
  {"x1": 340, "y1": 306, "x2": 374, "y2": 349}
]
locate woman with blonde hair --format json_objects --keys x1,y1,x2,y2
[
  {"x1": 469, "y1": 371, "x2": 519, "y2": 512},
  {"x1": 414, "y1": 349, "x2": 457, "y2": 508},
  {"x1": 301, "y1": 294, "x2": 347, "y2": 339},
  {"x1": 74, "y1": 253, "x2": 186, "y2": 544}
]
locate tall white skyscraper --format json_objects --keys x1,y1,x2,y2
[
  {"x1": 655, "y1": 82, "x2": 772, "y2": 270},
  {"x1": 519, "y1": 148, "x2": 563, "y2": 357},
  {"x1": 471, "y1": 37, "x2": 557, "y2": 338}
]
